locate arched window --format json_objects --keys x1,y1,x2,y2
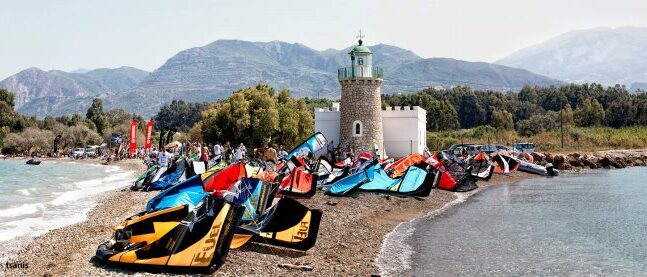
[{"x1": 353, "y1": 120, "x2": 363, "y2": 137}]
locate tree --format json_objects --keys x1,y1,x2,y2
[
  {"x1": 605, "y1": 98, "x2": 636, "y2": 127},
  {"x1": 275, "y1": 90, "x2": 301, "y2": 147},
  {"x1": 3, "y1": 127, "x2": 52, "y2": 154},
  {"x1": 574, "y1": 98, "x2": 605, "y2": 127},
  {"x1": 426, "y1": 99, "x2": 460, "y2": 131},
  {"x1": 154, "y1": 100, "x2": 207, "y2": 132},
  {"x1": 295, "y1": 98, "x2": 314, "y2": 145},
  {"x1": 517, "y1": 111, "x2": 560, "y2": 136},
  {"x1": 199, "y1": 84, "x2": 311, "y2": 148},
  {"x1": 246, "y1": 85, "x2": 279, "y2": 146},
  {"x1": 69, "y1": 113, "x2": 83, "y2": 126},
  {"x1": 61, "y1": 125, "x2": 102, "y2": 148},
  {"x1": 106, "y1": 108, "x2": 132, "y2": 126},
  {"x1": 0, "y1": 89, "x2": 22, "y2": 132},
  {"x1": 86, "y1": 98, "x2": 110, "y2": 135},
  {"x1": 186, "y1": 122, "x2": 203, "y2": 143},
  {"x1": 491, "y1": 109, "x2": 514, "y2": 130}
]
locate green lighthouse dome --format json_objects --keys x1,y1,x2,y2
[{"x1": 349, "y1": 39, "x2": 372, "y2": 54}]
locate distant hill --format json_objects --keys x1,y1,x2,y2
[
  {"x1": 630, "y1": 82, "x2": 647, "y2": 92},
  {"x1": 3, "y1": 40, "x2": 560, "y2": 117},
  {"x1": 387, "y1": 58, "x2": 560, "y2": 93},
  {"x1": 0, "y1": 66, "x2": 149, "y2": 115},
  {"x1": 496, "y1": 27, "x2": 647, "y2": 86}
]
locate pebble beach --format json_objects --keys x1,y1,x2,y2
[{"x1": 4, "y1": 148, "x2": 647, "y2": 276}]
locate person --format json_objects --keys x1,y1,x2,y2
[
  {"x1": 327, "y1": 140, "x2": 336, "y2": 162},
  {"x1": 278, "y1": 146, "x2": 288, "y2": 160},
  {"x1": 233, "y1": 143, "x2": 246, "y2": 162},
  {"x1": 201, "y1": 144, "x2": 209, "y2": 162},
  {"x1": 223, "y1": 141, "x2": 231, "y2": 163},
  {"x1": 213, "y1": 142, "x2": 223, "y2": 163},
  {"x1": 157, "y1": 147, "x2": 173, "y2": 168},
  {"x1": 194, "y1": 143, "x2": 202, "y2": 160},
  {"x1": 346, "y1": 145, "x2": 354, "y2": 161},
  {"x1": 263, "y1": 143, "x2": 278, "y2": 170}
]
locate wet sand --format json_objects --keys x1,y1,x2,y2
[{"x1": 5, "y1": 157, "x2": 535, "y2": 276}]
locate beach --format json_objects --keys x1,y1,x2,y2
[
  {"x1": 2, "y1": 157, "x2": 533, "y2": 276},
  {"x1": 4, "y1": 149, "x2": 647, "y2": 276}
]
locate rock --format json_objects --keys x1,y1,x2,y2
[
  {"x1": 531, "y1": 152, "x2": 546, "y2": 163},
  {"x1": 599, "y1": 156, "x2": 612, "y2": 167},
  {"x1": 552, "y1": 154, "x2": 567, "y2": 170},
  {"x1": 568, "y1": 156, "x2": 584, "y2": 167},
  {"x1": 568, "y1": 152, "x2": 582, "y2": 160},
  {"x1": 611, "y1": 157, "x2": 625, "y2": 168}
]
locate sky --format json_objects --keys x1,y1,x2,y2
[{"x1": 1, "y1": 0, "x2": 647, "y2": 79}]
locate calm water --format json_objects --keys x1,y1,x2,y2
[
  {"x1": 380, "y1": 167, "x2": 647, "y2": 276},
  {"x1": 0, "y1": 160, "x2": 133, "y2": 242}
]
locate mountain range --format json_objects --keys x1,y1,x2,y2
[
  {"x1": 497, "y1": 26, "x2": 647, "y2": 87},
  {"x1": 2, "y1": 39, "x2": 564, "y2": 117}
]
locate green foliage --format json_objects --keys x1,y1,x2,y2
[
  {"x1": 429, "y1": 126, "x2": 647, "y2": 152},
  {"x1": 575, "y1": 98, "x2": 605, "y2": 127},
  {"x1": 305, "y1": 97, "x2": 333, "y2": 111},
  {"x1": 154, "y1": 100, "x2": 208, "y2": 132},
  {"x1": 517, "y1": 111, "x2": 559, "y2": 136},
  {"x1": 384, "y1": 83, "x2": 647, "y2": 131},
  {"x1": 464, "y1": 125, "x2": 496, "y2": 138},
  {"x1": 428, "y1": 99, "x2": 460, "y2": 131},
  {"x1": 426, "y1": 132, "x2": 460, "y2": 151},
  {"x1": 106, "y1": 108, "x2": 133, "y2": 126},
  {"x1": 605, "y1": 99, "x2": 637, "y2": 128},
  {"x1": 491, "y1": 109, "x2": 514, "y2": 130},
  {"x1": 2, "y1": 127, "x2": 53, "y2": 154},
  {"x1": 0, "y1": 89, "x2": 23, "y2": 133},
  {"x1": 199, "y1": 85, "x2": 312, "y2": 148},
  {"x1": 86, "y1": 98, "x2": 110, "y2": 135}
]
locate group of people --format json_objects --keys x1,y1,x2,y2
[{"x1": 325, "y1": 140, "x2": 357, "y2": 162}]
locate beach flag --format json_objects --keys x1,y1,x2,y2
[
  {"x1": 129, "y1": 120, "x2": 138, "y2": 158},
  {"x1": 145, "y1": 119, "x2": 154, "y2": 150}
]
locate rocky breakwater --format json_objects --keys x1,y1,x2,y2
[{"x1": 530, "y1": 149, "x2": 647, "y2": 171}]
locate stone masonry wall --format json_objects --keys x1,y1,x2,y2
[{"x1": 339, "y1": 79, "x2": 385, "y2": 157}]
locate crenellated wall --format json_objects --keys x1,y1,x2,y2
[{"x1": 315, "y1": 103, "x2": 427, "y2": 158}]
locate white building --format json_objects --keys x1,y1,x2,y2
[{"x1": 314, "y1": 103, "x2": 427, "y2": 158}]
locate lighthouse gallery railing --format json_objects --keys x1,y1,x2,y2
[{"x1": 338, "y1": 66, "x2": 383, "y2": 80}]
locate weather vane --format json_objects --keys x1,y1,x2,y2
[{"x1": 356, "y1": 29, "x2": 365, "y2": 40}]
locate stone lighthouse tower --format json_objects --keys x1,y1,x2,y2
[{"x1": 338, "y1": 34, "x2": 385, "y2": 157}]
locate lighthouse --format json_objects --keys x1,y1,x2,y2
[
  {"x1": 314, "y1": 34, "x2": 427, "y2": 158},
  {"x1": 337, "y1": 33, "x2": 385, "y2": 157}
]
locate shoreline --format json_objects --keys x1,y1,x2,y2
[
  {"x1": 3, "y1": 149, "x2": 645, "y2": 276},
  {"x1": 376, "y1": 173, "x2": 537, "y2": 276},
  {"x1": 1, "y1": 158, "x2": 151, "y2": 276}
]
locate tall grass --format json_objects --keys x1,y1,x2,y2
[{"x1": 427, "y1": 126, "x2": 647, "y2": 152}]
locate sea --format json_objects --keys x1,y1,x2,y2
[
  {"x1": 378, "y1": 167, "x2": 647, "y2": 276},
  {"x1": 0, "y1": 159, "x2": 133, "y2": 243}
]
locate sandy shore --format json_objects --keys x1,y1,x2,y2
[{"x1": 3, "y1": 156, "x2": 539, "y2": 277}]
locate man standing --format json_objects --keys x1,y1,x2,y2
[
  {"x1": 233, "y1": 143, "x2": 246, "y2": 162},
  {"x1": 213, "y1": 142, "x2": 223, "y2": 163},
  {"x1": 263, "y1": 143, "x2": 278, "y2": 171},
  {"x1": 157, "y1": 147, "x2": 173, "y2": 168}
]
